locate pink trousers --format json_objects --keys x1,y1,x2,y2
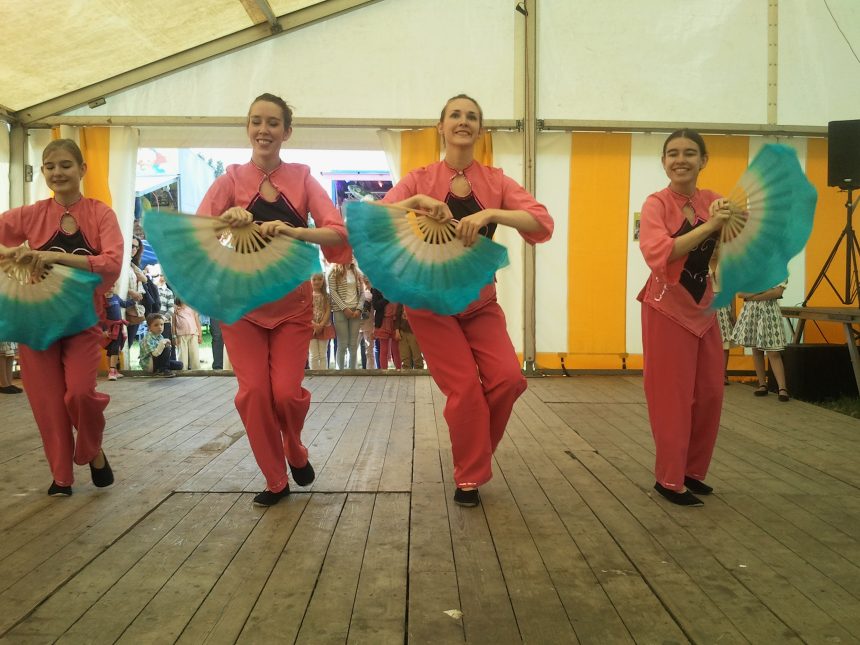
[
  {"x1": 221, "y1": 318, "x2": 312, "y2": 493},
  {"x1": 19, "y1": 326, "x2": 109, "y2": 486},
  {"x1": 407, "y1": 300, "x2": 526, "y2": 488},
  {"x1": 642, "y1": 305, "x2": 724, "y2": 490},
  {"x1": 376, "y1": 336, "x2": 401, "y2": 370}
]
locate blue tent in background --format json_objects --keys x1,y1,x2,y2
[
  {"x1": 140, "y1": 239, "x2": 158, "y2": 269},
  {"x1": 135, "y1": 196, "x2": 160, "y2": 269}
]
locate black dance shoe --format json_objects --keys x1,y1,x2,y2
[
  {"x1": 90, "y1": 452, "x2": 115, "y2": 488},
  {"x1": 289, "y1": 461, "x2": 316, "y2": 487},
  {"x1": 48, "y1": 482, "x2": 72, "y2": 497},
  {"x1": 683, "y1": 477, "x2": 713, "y2": 495},
  {"x1": 453, "y1": 488, "x2": 481, "y2": 507},
  {"x1": 653, "y1": 482, "x2": 703, "y2": 507},
  {"x1": 253, "y1": 486, "x2": 291, "y2": 507}
]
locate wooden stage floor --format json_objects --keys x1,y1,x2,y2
[{"x1": 1, "y1": 374, "x2": 858, "y2": 644}]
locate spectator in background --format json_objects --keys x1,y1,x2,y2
[
  {"x1": 395, "y1": 304, "x2": 423, "y2": 369},
  {"x1": 139, "y1": 313, "x2": 174, "y2": 377},
  {"x1": 372, "y1": 288, "x2": 400, "y2": 370},
  {"x1": 154, "y1": 269, "x2": 176, "y2": 360},
  {"x1": 125, "y1": 236, "x2": 148, "y2": 348},
  {"x1": 309, "y1": 273, "x2": 334, "y2": 369},
  {"x1": 0, "y1": 341, "x2": 21, "y2": 394},
  {"x1": 173, "y1": 297, "x2": 202, "y2": 370},
  {"x1": 104, "y1": 286, "x2": 133, "y2": 380},
  {"x1": 327, "y1": 261, "x2": 362, "y2": 369}
]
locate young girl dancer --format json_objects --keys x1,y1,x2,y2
[
  {"x1": 638, "y1": 129, "x2": 731, "y2": 507},
  {"x1": 732, "y1": 282, "x2": 790, "y2": 401},
  {"x1": 197, "y1": 93, "x2": 351, "y2": 506},
  {"x1": 381, "y1": 94, "x2": 553, "y2": 506},
  {"x1": 0, "y1": 139, "x2": 123, "y2": 496}
]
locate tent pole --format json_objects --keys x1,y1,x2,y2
[
  {"x1": 9, "y1": 124, "x2": 26, "y2": 209},
  {"x1": 520, "y1": 0, "x2": 540, "y2": 376}
]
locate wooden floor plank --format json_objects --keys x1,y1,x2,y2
[
  {"x1": 56, "y1": 492, "x2": 237, "y2": 644},
  {"x1": 175, "y1": 495, "x2": 310, "y2": 645},
  {"x1": 237, "y1": 493, "x2": 346, "y2": 643},
  {"x1": 408, "y1": 481, "x2": 465, "y2": 644},
  {"x1": 1, "y1": 374, "x2": 858, "y2": 644},
  {"x1": 348, "y1": 493, "x2": 410, "y2": 643},
  {"x1": 295, "y1": 493, "x2": 375, "y2": 644},
  {"x1": 497, "y1": 417, "x2": 635, "y2": 644},
  {"x1": 2, "y1": 493, "x2": 203, "y2": 641},
  {"x1": 345, "y1": 402, "x2": 395, "y2": 491},
  {"x1": 115, "y1": 494, "x2": 262, "y2": 643},
  {"x1": 479, "y1": 471, "x2": 579, "y2": 644}
]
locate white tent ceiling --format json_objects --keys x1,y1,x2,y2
[{"x1": 1, "y1": 0, "x2": 376, "y2": 122}]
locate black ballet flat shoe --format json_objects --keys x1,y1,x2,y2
[
  {"x1": 683, "y1": 477, "x2": 713, "y2": 495},
  {"x1": 89, "y1": 452, "x2": 114, "y2": 488},
  {"x1": 653, "y1": 482, "x2": 703, "y2": 507},
  {"x1": 48, "y1": 482, "x2": 72, "y2": 497},
  {"x1": 253, "y1": 486, "x2": 290, "y2": 507},
  {"x1": 0, "y1": 385, "x2": 22, "y2": 394},
  {"x1": 453, "y1": 487, "x2": 481, "y2": 507},
  {"x1": 778, "y1": 388, "x2": 790, "y2": 402},
  {"x1": 289, "y1": 461, "x2": 316, "y2": 487},
  {"x1": 754, "y1": 384, "x2": 769, "y2": 397}
]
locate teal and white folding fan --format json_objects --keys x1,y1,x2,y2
[
  {"x1": 143, "y1": 209, "x2": 320, "y2": 323},
  {"x1": 713, "y1": 144, "x2": 817, "y2": 308},
  {"x1": 345, "y1": 201, "x2": 509, "y2": 315},
  {"x1": 0, "y1": 257, "x2": 101, "y2": 350}
]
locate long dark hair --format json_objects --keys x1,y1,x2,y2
[{"x1": 131, "y1": 235, "x2": 144, "y2": 266}]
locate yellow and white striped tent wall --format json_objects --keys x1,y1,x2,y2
[{"x1": 525, "y1": 132, "x2": 847, "y2": 372}]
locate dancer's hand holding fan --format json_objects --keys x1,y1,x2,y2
[
  {"x1": 0, "y1": 247, "x2": 101, "y2": 350},
  {"x1": 712, "y1": 144, "x2": 817, "y2": 308},
  {"x1": 143, "y1": 209, "x2": 320, "y2": 323},
  {"x1": 345, "y1": 201, "x2": 509, "y2": 315}
]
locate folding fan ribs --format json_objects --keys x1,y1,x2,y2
[
  {"x1": 712, "y1": 144, "x2": 817, "y2": 308},
  {"x1": 345, "y1": 201, "x2": 510, "y2": 315},
  {"x1": 142, "y1": 210, "x2": 321, "y2": 323},
  {"x1": 0, "y1": 256, "x2": 101, "y2": 350}
]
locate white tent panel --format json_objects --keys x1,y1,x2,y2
[
  {"x1": 0, "y1": 125, "x2": 9, "y2": 213},
  {"x1": 26, "y1": 130, "x2": 54, "y2": 205},
  {"x1": 625, "y1": 133, "x2": 670, "y2": 356},
  {"x1": 492, "y1": 133, "x2": 526, "y2": 353},
  {"x1": 535, "y1": 133, "x2": 571, "y2": 356},
  {"x1": 137, "y1": 125, "x2": 384, "y2": 150},
  {"x1": 63, "y1": 0, "x2": 517, "y2": 123},
  {"x1": 538, "y1": 0, "x2": 768, "y2": 124},
  {"x1": 778, "y1": 0, "x2": 860, "y2": 125}
]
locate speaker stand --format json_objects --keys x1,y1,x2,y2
[{"x1": 802, "y1": 189, "x2": 860, "y2": 306}]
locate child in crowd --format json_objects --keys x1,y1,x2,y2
[
  {"x1": 309, "y1": 273, "x2": 334, "y2": 369},
  {"x1": 358, "y1": 275, "x2": 375, "y2": 369},
  {"x1": 0, "y1": 341, "x2": 21, "y2": 394},
  {"x1": 139, "y1": 313, "x2": 174, "y2": 377},
  {"x1": 732, "y1": 281, "x2": 790, "y2": 401},
  {"x1": 173, "y1": 297, "x2": 202, "y2": 370},
  {"x1": 710, "y1": 264, "x2": 735, "y2": 385},
  {"x1": 371, "y1": 288, "x2": 400, "y2": 369},
  {"x1": 394, "y1": 304, "x2": 423, "y2": 369},
  {"x1": 104, "y1": 287, "x2": 133, "y2": 380},
  {"x1": 715, "y1": 303, "x2": 735, "y2": 385}
]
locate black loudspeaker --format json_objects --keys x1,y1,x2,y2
[
  {"x1": 769, "y1": 344, "x2": 858, "y2": 401},
  {"x1": 828, "y1": 119, "x2": 860, "y2": 189}
]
